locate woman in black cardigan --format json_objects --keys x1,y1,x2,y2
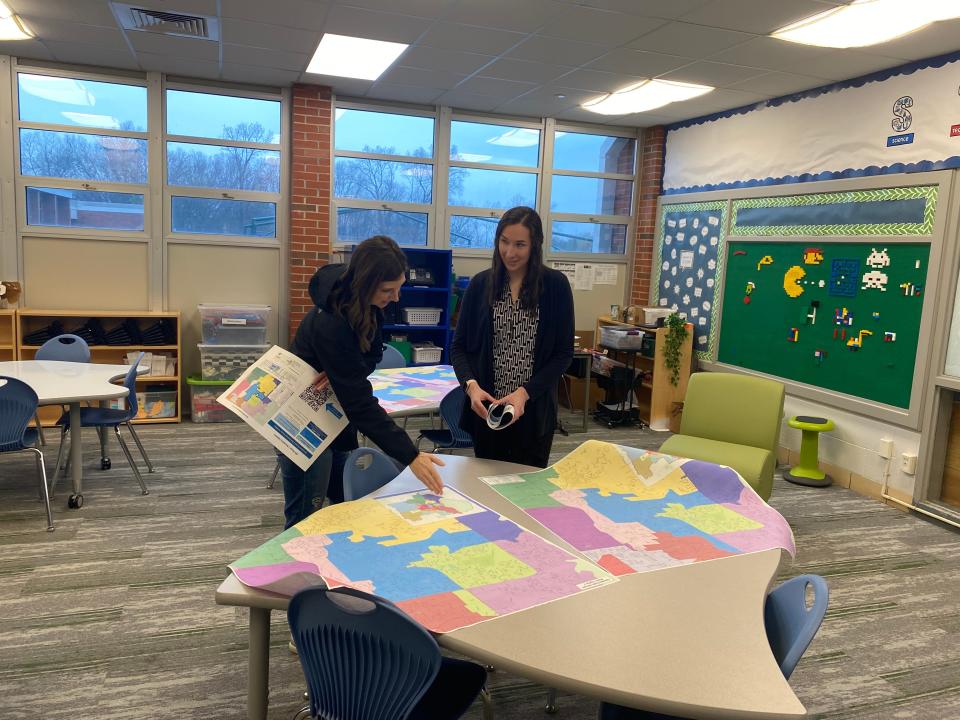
[{"x1": 451, "y1": 206, "x2": 574, "y2": 468}]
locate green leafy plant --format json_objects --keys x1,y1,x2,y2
[{"x1": 663, "y1": 313, "x2": 689, "y2": 387}]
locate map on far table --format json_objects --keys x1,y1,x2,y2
[
  {"x1": 481, "y1": 440, "x2": 795, "y2": 576},
  {"x1": 370, "y1": 364, "x2": 460, "y2": 415},
  {"x1": 229, "y1": 487, "x2": 616, "y2": 633}
]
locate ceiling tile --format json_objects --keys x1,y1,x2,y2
[
  {"x1": 220, "y1": 0, "x2": 331, "y2": 30},
  {"x1": 586, "y1": 49, "x2": 691, "y2": 77},
  {"x1": 481, "y1": 58, "x2": 572, "y2": 85},
  {"x1": 867, "y1": 20, "x2": 960, "y2": 62},
  {"x1": 605, "y1": 111, "x2": 675, "y2": 126},
  {"x1": 43, "y1": 40, "x2": 138, "y2": 69},
  {"x1": 494, "y1": 87, "x2": 590, "y2": 117},
  {"x1": 629, "y1": 21, "x2": 755, "y2": 56},
  {"x1": 129, "y1": 0, "x2": 218, "y2": 15},
  {"x1": 221, "y1": 17, "x2": 322, "y2": 54},
  {"x1": 782, "y1": 49, "x2": 906, "y2": 82},
  {"x1": 566, "y1": 0, "x2": 712, "y2": 19},
  {"x1": 456, "y1": 76, "x2": 537, "y2": 98},
  {"x1": 21, "y1": 18, "x2": 127, "y2": 46},
  {"x1": 553, "y1": 68, "x2": 646, "y2": 93},
  {"x1": 0, "y1": 40, "x2": 54, "y2": 62},
  {"x1": 727, "y1": 71, "x2": 834, "y2": 96},
  {"x1": 220, "y1": 63, "x2": 302, "y2": 87},
  {"x1": 339, "y1": 0, "x2": 456, "y2": 19},
  {"x1": 540, "y1": 6, "x2": 669, "y2": 44},
  {"x1": 222, "y1": 44, "x2": 311, "y2": 72},
  {"x1": 138, "y1": 52, "x2": 220, "y2": 80},
  {"x1": 399, "y1": 46, "x2": 495, "y2": 76},
  {"x1": 708, "y1": 36, "x2": 835, "y2": 72},
  {"x1": 555, "y1": 105, "x2": 616, "y2": 123},
  {"x1": 505, "y1": 35, "x2": 607, "y2": 66},
  {"x1": 366, "y1": 83, "x2": 446, "y2": 104},
  {"x1": 321, "y1": 4, "x2": 434, "y2": 44},
  {"x1": 11, "y1": 0, "x2": 117, "y2": 26},
  {"x1": 376, "y1": 66, "x2": 467, "y2": 88},
  {"x1": 418, "y1": 22, "x2": 527, "y2": 55},
  {"x1": 126, "y1": 31, "x2": 220, "y2": 62},
  {"x1": 678, "y1": 0, "x2": 837, "y2": 35},
  {"x1": 677, "y1": 87, "x2": 769, "y2": 115},
  {"x1": 442, "y1": 0, "x2": 566, "y2": 32},
  {"x1": 317, "y1": 78, "x2": 376, "y2": 97},
  {"x1": 658, "y1": 61, "x2": 768, "y2": 86},
  {"x1": 435, "y1": 90, "x2": 504, "y2": 112}
]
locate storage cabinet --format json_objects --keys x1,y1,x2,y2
[
  {"x1": 0, "y1": 309, "x2": 15, "y2": 361},
  {"x1": 385, "y1": 248, "x2": 453, "y2": 365},
  {"x1": 17, "y1": 309, "x2": 182, "y2": 426}
]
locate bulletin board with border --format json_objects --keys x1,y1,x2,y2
[
  {"x1": 651, "y1": 200, "x2": 726, "y2": 361},
  {"x1": 716, "y1": 184, "x2": 939, "y2": 411}
]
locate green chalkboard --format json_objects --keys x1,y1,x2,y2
[{"x1": 717, "y1": 242, "x2": 930, "y2": 408}]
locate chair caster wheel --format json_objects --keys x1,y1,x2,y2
[
  {"x1": 101, "y1": 458, "x2": 111, "y2": 470},
  {"x1": 68, "y1": 494, "x2": 83, "y2": 509}
]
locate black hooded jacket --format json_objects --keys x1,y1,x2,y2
[{"x1": 289, "y1": 264, "x2": 419, "y2": 467}]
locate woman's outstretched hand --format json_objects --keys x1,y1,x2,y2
[{"x1": 409, "y1": 452, "x2": 445, "y2": 494}]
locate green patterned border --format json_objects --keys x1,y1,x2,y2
[
  {"x1": 730, "y1": 185, "x2": 938, "y2": 236},
  {"x1": 652, "y1": 200, "x2": 727, "y2": 362}
]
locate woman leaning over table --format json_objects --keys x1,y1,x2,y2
[
  {"x1": 451, "y1": 206, "x2": 574, "y2": 468},
  {"x1": 281, "y1": 235, "x2": 445, "y2": 529}
]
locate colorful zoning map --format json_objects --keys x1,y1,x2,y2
[
  {"x1": 230, "y1": 487, "x2": 615, "y2": 633},
  {"x1": 481, "y1": 440, "x2": 795, "y2": 576},
  {"x1": 370, "y1": 364, "x2": 460, "y2": 415},
  {"x1": 223, "y1": 367, "x2": 292, "y2": 422}
]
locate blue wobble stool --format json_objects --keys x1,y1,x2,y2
[
  {"x1": 287, "y1": 585, "x2": 489, "y2": 720},
  {"x1": 342, "y1": 447, "x2": 403, "y2": 501}
]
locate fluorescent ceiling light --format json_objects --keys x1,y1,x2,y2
[
  {"x1": 486, "y1": 128, "x2": 540, "y2": 148},
  {"x1": 582, "y1": 79, "x2": 713, "y2": 115},
  {"x1": 61, "y1": 112, "x2": 121, "y2": 129},
  {"x1": 0, "y1": 1, "x2": 33, "y2": 40},
  {"x1": 306, "y1": 33, "x2": 408, "y2": 80},
  {"x1": 772, "y1": 0, "x2": 960, "y2": 48}
]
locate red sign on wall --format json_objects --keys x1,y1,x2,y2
[{"x1": 951, "y1": 124, "x2": 960, "y2": 137}]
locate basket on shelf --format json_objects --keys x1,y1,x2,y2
[
  {"x1": 600, "y1": 326, "x2": 645, "y2": 350},
  {"x1": 411, "y1": 342, "x2": 442, "y2": 364},
  {"x1": 403, "y1": 307, "x2": 442, "y2": 325}
]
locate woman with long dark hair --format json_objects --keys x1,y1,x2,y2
[
  {"x1": 282, "y1": 235, "x2": 444, "y2": 529},
  {"x1": 451, "y1": 206, "x2": 574, "y2": 468}
]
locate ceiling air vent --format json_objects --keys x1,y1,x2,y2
[{"x1": 113, "y1": 3, "x2": 220, "y2": 40}]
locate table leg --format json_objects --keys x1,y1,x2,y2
[
  {"x1": 248, "y1": 607, "x2": 272, "y2": 720},
  {"x1": 582, "y1": 356, "x2": 591, "y2": 431},
  {"x1": 69, "y1": 402, "x2": 82, "y2": 497},
  {"x1": 99, "y1": 401, "x2": 109, "y2": 461}
]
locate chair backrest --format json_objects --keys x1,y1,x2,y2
[
  {"x1": 376, "y1": 344, "x2": 406, "y2": 370},
  {"x1": 439, "y1": 386, "x2": 472, "y2": 446},
  {"x1": 36, "y1": 334, "x2": 90, "y2": 363},
  {"x1": 122, "y1": 352, "x2": 144, "y2": 421},
  {"x1": 343, "y1": 447, "x2": 403, "y2": 501},
  {"x1": 288, "y1": 586, "x2": 441, "y2": 720},
  {"x1": 679, "y1": 372, "x2": 785, "y2": 454},
  {"x1": 0, "y1": 376, "x2": 39, "y2": 451},
  {"x1": 765, "y1": 574, "x2": 829, "y2": 679}
]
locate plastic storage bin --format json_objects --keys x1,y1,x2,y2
[
  {"x1": 600, "y1": 326, "x2": 645, "y2": 350},
  {"x1": 200, "y1": 343, "x2": 270, "y2": 381},
  {"x1": 412, "y1": 342, "x2": 442, "y2": 364},
  {"x1": 403, "y1": 307, "x2": 442, "y2": 325},
  {"x1": 135, "y1": 389, "x2": 177, "y2": 419},
  {"x1": 187, "y1": 374, "x2": 238, "y2": 423},
  {"x1": 199, "y1": 304, "x2": 271, "y2": 345}
]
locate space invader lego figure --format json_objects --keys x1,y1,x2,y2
[
  {"x1": 866, "y1": 247, "x2": 890, "y2": 269},
  {"x1": 861, "y1": 270, "x2": 889, "y2": 291}
]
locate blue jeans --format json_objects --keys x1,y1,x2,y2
[{"x1": 278, "y1": 449, "x2": 349, "y2": 529}]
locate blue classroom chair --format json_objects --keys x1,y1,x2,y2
[
  {"x1": 342, "y1": 446, "x2": 403, "y2": 501},
  {"x1": 377, "y1": 343, "x2": 406, "y2": 370},
  {"x1": 417, "y1": 386, "x2": 473, "y2": 452},
  {"x1": 0, "y1": 376, "x2": 53, "y2": 531},
  {"x1": 33, "y1": 333, "x2": 92, "y2": 445},
  {"x1": 596, "y1": 574, "x2": 830, "y2": 720},
  {"x1": 287, "y1": 585, "x2": 489, "y2": 720}
]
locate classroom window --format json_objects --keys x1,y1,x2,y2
[
  {"x1": 166, "y1": 90, "x2": 281, "y2": 142},
  {"x1": 551, "y1": 220, "x2": 628, "y2": 254},
  {"x1": 449, "y1": 167, "x2": 537, "y2": 209},
  {"x1": 449, "y1": 215, "x2": 499, "y2": 249},
  {"x1": 333, "y1": 107, "x2": 435, "y2": 247},
  {"x1": 167, "y1": 142, "x2": 280, "y2": 193},
  {"x1": 17, "y1": 73, "x2": 148, "y2": 131},
  {"x1": 20, "y1": 129, "x2": 148, "y2": 184},
  {"x1": 171, "y1": 196, "x2": 276, "y2": 238},
  {"x1": 25, "y1": 187, "x2": 145, "y2": 231},
  {"x1": 553, "y1": 131, "x2": 635, "y2": 174},
  {"x1": 450, "y1": 121, "x2": 540, "y2": 168},
  {"x1": 550, "y1": 176, "x2": 633, "y2": 216}
]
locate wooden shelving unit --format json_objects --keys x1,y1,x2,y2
[
  {"x1": 594, "y1": 315, "x2": 693, "y2": 431},
  {"x1": 0, "y1": 309, "x2": 15, "y2": 361},
  {"x1": 16, "y1": 309, "x2": 182, "y2": 426}
]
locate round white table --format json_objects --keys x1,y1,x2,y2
[{"x1": 0, "y1": 360, "x2": 137, "y2": 506}]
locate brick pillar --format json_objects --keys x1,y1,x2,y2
[
  {"x1": 289, "y1": 84, "x2": 333, "y2": 340},
  {"x1": 630, "y1": 126, "x2": 666, "y2": 306}
]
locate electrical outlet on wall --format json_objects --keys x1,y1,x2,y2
[
  {"x1": 879, "y1": 438, "x2": 894, "y2": 459},
  {"x1": 901, "y1": 452, "x2": 918, "y2": 475}
]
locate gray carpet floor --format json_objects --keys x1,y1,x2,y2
[{"x1": 2, "y1": 412, "x2": 960, "y2": 719}]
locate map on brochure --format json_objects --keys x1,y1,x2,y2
[
  {"x1": 218, "y1": 345, "x2": 349, "y2": 471},
  {"x1": 369, "y1": 364, "x2": 460, "y2": 415},
  {"x1": 480, "y1": 440, "x2": 795, "y2": 576},
  {"x1": 229, "y1": 487, "x2": 616, "y2": 633}
]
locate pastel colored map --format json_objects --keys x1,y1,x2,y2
[
  {"x1": 224, "y1": 367, "x2": 290, "y2": 421},
  {"x1": 481, "y1": 440, "x2": 795, "y2": 576},
  {"x1": 370, "y1": 364, "x2": 460, "y2": 415},
  {"x1": 229, "y1": 487, "x2": 616, "y2": 633}
]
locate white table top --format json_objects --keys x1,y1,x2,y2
[
  {"x1": 0, "y1": 360, "x2": 133, "y2": 405},
  {"x1": 217, "y1": 454, "x2": 804, "y2": 719}
]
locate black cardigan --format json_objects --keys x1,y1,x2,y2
[
  {"x1": 290, "y1": 264, "x2": 419, "y2": 468},
  {"x1": 451, "y1": 267, "x2": 574, "y2": 438}
]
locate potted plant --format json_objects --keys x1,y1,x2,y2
[{"x1": 662, "y1": 312, "x2": 689, "y2": 387}]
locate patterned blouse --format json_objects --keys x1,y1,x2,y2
[{"x1": 492, "y1": 282, "x2": 539, "y2": 398}]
